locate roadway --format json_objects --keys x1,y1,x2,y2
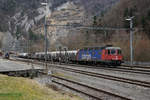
[{"x1": 0, "y1": 58, "x2": 44, "y2": 72}]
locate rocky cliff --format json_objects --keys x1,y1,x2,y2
[{"x1": 0, "y1": 0, "x2": 119, "y2": 52}]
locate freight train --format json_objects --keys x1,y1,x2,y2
[{"x1": 18, "y1": 45, "x2": 123, "y2": 66}]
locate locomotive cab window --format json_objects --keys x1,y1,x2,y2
[
  {"x1": 108, "y1": 50, "x2": 111, "y2": 55},
  {"x1": 111, "y1": 49, "x2": 116, "y2": 55},
  {"x1": 118, "y1": 50, "x2": 121, "y2": 54}
]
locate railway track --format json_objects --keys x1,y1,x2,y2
[
  {"x1": 18, "y1": 57, "x2": 150, "y2": 88},
  {"x1": 101, "y1": 66, "x2": 150, "y2": 75},
  {"x1": 53, "y1": 65, "x2": 150, "y2": 88},
  {"x1": 9, "y1": 58, "x2": 150, "y2": 99},
  {"x1": 52, "y1": 75, "x2": 132, "y2": 100},
  {"x1": 122, "y1": 64, "x2": 150, "y2": 69},
  {"x1": 10, "y1": 57, "x2": 150, "y2": 75},
  {"x1": 58, "y1": 63, "x2": 150, "y2": 75},
  {"x1": 9, "y1": 58, "x2": 150, "y2": 87}
]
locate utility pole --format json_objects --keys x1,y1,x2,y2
[
  {"x1": 126, "y1": 16, "x2": 134, "y2": 65},
  {"x1": 44, "y1": 13, "x2": 48, "y2": 69},
  {"x1": 41, "y1": 1, "x2": 48, "y2": 70},
  {"x1": 27, "y1": 31, "x2": 30, "y2": 65}
]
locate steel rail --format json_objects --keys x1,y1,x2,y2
[
  {"x1": 52, "y1": 80, "x2": 102, "y2": 100},
  {"x1": 59, "y1": 63, "x2": 150, "y2": 75},
  {"x1": 53, "y1": 65, "x2": 150, "y2": 88},
  {"x1": 121, "y1": 64, "x2": 150, "y2": 69},
  {"x1": 10, "y1": 58, "x2": 150, "y2": 75},
  {"x1": 52, "y1": 75, "x2": 131, "y2": 100},
  {"x1": 9, "y1": 58, "x2": 150, "y2": 87}
]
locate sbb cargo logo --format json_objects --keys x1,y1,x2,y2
[{"x1": 81, "y1": 54, "x2": 91, "y2": 60}]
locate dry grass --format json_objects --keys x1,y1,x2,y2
[{"x1": 0, "y1": 74, "x2": 83, "y2": 100}]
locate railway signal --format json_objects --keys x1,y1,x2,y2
[{"x1": 126, "y1": 16, "x2": 134, "y2": 65}]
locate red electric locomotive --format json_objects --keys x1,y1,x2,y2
[
  {"x1": 101, "y1": 47, "x2": 123, "y2": 65},
  {"x1": 76, "y1": 45, "x2": 123, "y2": 66}
]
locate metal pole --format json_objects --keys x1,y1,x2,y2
[
  {"x1": 130, "y1": 18, "x2": 133, "y2": 65},
  {"x1": 44, "y1": 13, "x2": 48, "y2": 69},
  {"x1": 41, "y1": 0, "x2": 49, "y2": 73},
  {"x1": 27, "y1": 32, "x2": 29, "y2": 65}
]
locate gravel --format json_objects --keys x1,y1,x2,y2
[
  {"x1": 52, "y1": 64, "x2": 150, "y2": 83},
  {"x1": 51, "y1": 67, "x2": 150, "y2": 100}
]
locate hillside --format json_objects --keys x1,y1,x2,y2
[
  {"x1": 102, "y1": 0, "x2": 150, "y2": 32},
  {"x1": 0, "y1": 0, "x2": 119, "y2": 52}
]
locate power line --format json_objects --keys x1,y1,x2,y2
[
  {"x1": 46, "y1": 24, "x2": 130, "y2": 31},
  {"x1": 34, "y1": 23, "x2": 143, "y2": 33}
]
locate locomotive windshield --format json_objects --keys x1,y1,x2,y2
[
  {"x1": 111, "y1": 49, "x2": 122, "y2": 55},
  {"x1": 118, "y1": 50, "x2": 121, "y2": 54},
  {"x1": 107, "y1": 49, "x2": 121, "y2": 55},
  {"x1": 111, "y1": 49, "x2": 116, "y2": 55},
  {"x1": 106, "y1": 47, "x2": 121, "y2": 55}
]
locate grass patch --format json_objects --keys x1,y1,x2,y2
[{"x1": 0, "y1": 74, "x2": 82, "y2": 100}]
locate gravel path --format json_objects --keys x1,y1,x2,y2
[{"x1": 0, "y1": 58, "x2": 43, "y2": 72}]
